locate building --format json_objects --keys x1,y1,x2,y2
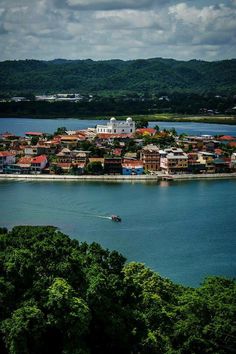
[
  {"x1": 104, "y1": 157, "x2": 122, "y2": 174},
  {"x1": 140, "y1": 144, "x2": 160, "y2": 172},
  {"x1": 231, "y1": 153, "x2": 236, "y2": 170},
  {"x1": 160, "y1": 148, "x2": 188, "y2": 174},
  {"x1": 0, "y1": 151, "x2": 16, "y2": 172},
  {"x1": 31, "y1": 155, "x2": 48, "y2": 173},
  {"x1": 122, "y1": 159, "x2": 144, "y2": 175},
  {"x1": 96, "y1": 117, "x2": 135, "y2": 135},
  {"x1": 197, "y1": 152, "x2": 216, "y2": 173}
]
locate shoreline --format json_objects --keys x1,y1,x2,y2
[
  {"x1": 1, "y1": 115, "x2": 236, "y2": 126},
  {"x1": 1, "y1": 173, "x2": 236, "y2": 182}
]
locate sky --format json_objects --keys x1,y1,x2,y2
[{"x1": 0, "y1": 0, "x2": 235, "y2": 62}]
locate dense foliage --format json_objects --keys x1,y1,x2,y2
[
  {"x1": 1, "y1": 58, "x2": 236, "y2": 96},
  {"x1": 0, "y1": 226, "x2": 235, "y2": 354}
]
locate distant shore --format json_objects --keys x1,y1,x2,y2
[
  {"x1": 1, "y1": 114, "x2": 236, "y2": 125},
  {"x1": 1, "y1": 173, "x2": 236, "y2": 182}
]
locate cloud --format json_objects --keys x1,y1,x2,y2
[
  {"x1": 56, "y1": 0, "x2": 156, "y2": 11},
  {"x1": 0, "y1": 0, "x2": 235, "y2": 61}
]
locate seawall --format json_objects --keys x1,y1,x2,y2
[{"x1": 0, "y1": 173, "x2": 236, "y2": 182}]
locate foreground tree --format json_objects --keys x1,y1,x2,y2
[{"x1": 0, "y1": 226, "x2": 235, "y2": 354}]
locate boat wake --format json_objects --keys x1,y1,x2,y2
[{"x1": 95, "y1": 215, "x2": 112, "y2": 220}]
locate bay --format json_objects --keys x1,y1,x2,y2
[
  {"x1": 1, "y1": 179, "x2": 235, "y2": 287},
  {"x1": 1, "y1": 117, "x2": 236, "y2": 136}
]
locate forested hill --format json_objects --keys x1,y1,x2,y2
[
  {"x1": 0, "y1": 225, "x2": 235, "y2": 354},
  {"x1": 1, "y1": 58, "x2": 236, "y2": 95}
]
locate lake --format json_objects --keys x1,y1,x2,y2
[
  {"x1": 1, "y1": 117, "x2": 236, "y2": 136},
  {"x1": 1, "y1": 179, "x2": 235, "y2": 287}
]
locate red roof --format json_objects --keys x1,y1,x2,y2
[
  {"x1": 218, "y1": 135, "x2": 235, "y2": 141},
  {"x1": 136, "y1": 128, "x2": 156, "y2": 135},
  {"x1": 25, "y1": 132, "x2": 43, "y2": 136},
  {"x1": 122, "y1": 159, "x2": 143, "y2": 168},
  {"x1": 0, "y1": 151, "x2": 16, "y2": 157},
  {"x1": 229, "y1": 142, "x2": 236, "y2": 148},
  {"x1": 214, "y1": 148, "x2": 223, "y2": 154},
  {"x1": 31, "y1": 155, "x2": 47, "y2": 164},
  {"x1": 113, "y1": 148, "x2": 122, "y2": 156}
]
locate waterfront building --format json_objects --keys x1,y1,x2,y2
[
  {"x1": 160, "y1": 148, "x2": 188, "y2": 174},
  {"x1": 31, "y1": 155, "x2": 48, "y2": 173},
  {"x1": 140, "y1": 144, "x2": 160, "y2": 172},
  {"x1": 122, "y1": 159, "x2": 144, "y2": 175},
  {"x1": 104, "y1": 157, "x2": 122, "y2": 174},
  {"x1": 0, "y1": 151, "x2": 16, "y2": 172},
  {"x1": 231, "y1": 153, "x2": 236, "y2": 170},
  {"x1": 197, "y1": 152, "x2": 216, "y2": 173},
  {"x1": 96, "y1": 117, "x2": 135, "y2": 135}
]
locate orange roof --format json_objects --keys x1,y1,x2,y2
[
  {"x1": 136, "y1": 128, "x2": 156, "y2": 135},
  {"x1": 229, "y1": 142, "x2": 236, "y2": 147},
  {"x1": 31, "y1": 155, "x2": 47, "y2": 163},
  {"x1": 18, "y1": 156, "x2": 32, "y2": 164},
  {"x1": 0, "y1": 151, "x2": 16, "y2": 157},
  {"x1": 122, "y1": 159, "x2": 143, "y2": 168},
  {"x1": 218, "y1": 135, "x2": 235, "y2": 141},
  {"x1": 25, "y1": 132, "x2": 43, "y2": 136},
  {"x1": 214, "y1": 148, "x2": 223, "y2": 154}
]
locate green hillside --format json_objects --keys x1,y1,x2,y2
[
  {"x1": 0, "y1": 226, "x2": 235, "y2": 354},
  {"x1": 1, "y1": 58, "x2": 236, "y2": 95}
]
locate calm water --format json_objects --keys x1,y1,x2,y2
[
  {"x1": 1, "y1": 179, "x2": 235, "y2": 286},
  {"x1": 1, "y1": 117, "x2": 236, "y2": 136}
]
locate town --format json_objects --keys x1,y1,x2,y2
[{"x1": 1, "y1": 117, "x2": 236, "y2": 177}]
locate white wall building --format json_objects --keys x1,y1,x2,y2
[
  {"x1": 96, "y1": 117, "x2": 135, "y2": 134},
  {"x1": 0, "y1": 152, "x2": 16, "y2": 172}
]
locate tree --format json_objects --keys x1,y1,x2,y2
[
  {"x1": 54, "y1": 127, "x2": 67, "y2": 136},
  {"x1": 1, "y1": 304, "x2": 45, "y2": 354},
  {"x1": 136, "y1": 119, "x2": 149, "y2": 128},
  {"x1": 85, "y1": 161, "x2": 104, "y2": 175}
]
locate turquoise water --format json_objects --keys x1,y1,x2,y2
[
  {"x1": 1, "y1": 117, "x2": 236, "y2": 136},
  {"x1": 1, "y1": 179, "x2": 235, "y2": 286}
]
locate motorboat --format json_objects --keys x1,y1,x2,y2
[{"x1": 111, "y1": 215, "x2": 122, "y2": 222}]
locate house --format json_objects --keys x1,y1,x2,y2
[
  {"x1": 96, "y1": 117, "x2": 135, "y2": 135},
  {"x1": 104, "y1": 157, "x2": 122, "y2": 174},
  {"x1": 15, "y1": 156, "x2": 32, "y2": 174},
  {"x1": 140, "y1": 144, "x2": 160, "y2": 172},
  {"x1": 122, "y1": 159, "x2": 144, "y2": 175},
  {"x1": 187, "y1": 153, "x2": 206, "y2": 173},
  {"x1": 231, "y1": 153, "x2": 236, "y2": 170},
  {"x1": 197, "y1": 152, "x2": 216, "y2": 173},
  {"x1": 31, "y1": 155, "x2": 47, "y2": 173},
  {"x1": 160, "y1": 148, "x2": 188, "y2": 174},
  {"x1": 0, "y1": 151, "x2": 16, "y2": 172}
]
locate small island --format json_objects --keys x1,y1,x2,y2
[{"x1": 0, "y1": 117, "x2": 236, "y2": 181}]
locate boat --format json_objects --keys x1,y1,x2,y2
[{"x1": 111, "y1": 215, "x2": 122, "y2": 222}]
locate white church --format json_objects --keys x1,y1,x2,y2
[{"x1": 96, "y1": 117, "x2": 135, "y2": 134}]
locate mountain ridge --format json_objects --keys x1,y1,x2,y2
[{"x1": 1, "y1": 57, "x2": 236, "y2": 95}]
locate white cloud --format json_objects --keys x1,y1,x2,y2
[{"x1": 0, "y1": 0, "x2": 235, "y2": 61}]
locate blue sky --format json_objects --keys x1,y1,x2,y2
[{"x1": 0, "y1": 0, "x2": 235, "y2": 61}]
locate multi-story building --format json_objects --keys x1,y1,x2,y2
[
  {"x1": 96, "y1": 117, "x2": 135, "y2": 135},
  {"x1": 104, "y1": 157, "x2": 122, "y2": 174},
  {"x1": 160, "y1": 148, "x2": 188, "y2": 174},
  {"x1": 0, "y1": 151, "x2": 16, "y2": 172},
  {"x1": 197, "y1": 152, "x2": 216, "y2": 173},
  {"x1": 140, "y1": 144, "x2": 160, "y2": 171}
]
